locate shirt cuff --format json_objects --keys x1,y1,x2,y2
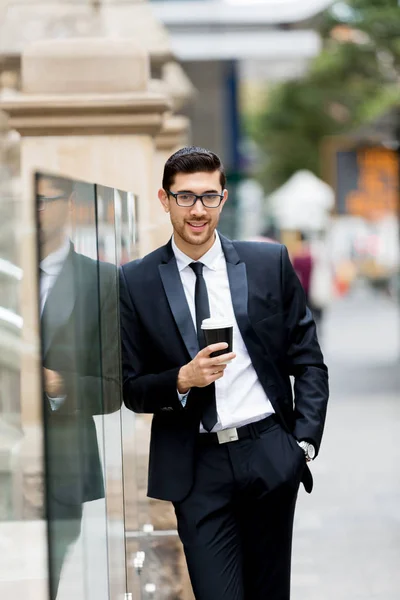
[
  {"x1": 46, "y1": 393, "x2": 67, "y2": 411},
  {"x1": 177, "y1": 389, "x2": 190, "y2": 407}
]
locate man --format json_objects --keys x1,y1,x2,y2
[
  {"x1": 120, "y1": 147, "x2": 329, "y2": 600},
  {"x1": 37, "y1": 174, "x2": 121, "y2": 599}
]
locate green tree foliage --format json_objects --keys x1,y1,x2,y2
[{"x1": 249, "y1": 0, "x2": 400, "y2": 193}]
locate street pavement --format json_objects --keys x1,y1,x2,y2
[{"x1": 292, "y1": 284, "x2": 400, "y2": 600}]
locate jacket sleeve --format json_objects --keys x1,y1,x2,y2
[
  {"x1": 119, "y1": 266, "x2": 184, "y2": 414},
  {"x1": 280, "y1": 245, "x2": 329, "y2": 454}
]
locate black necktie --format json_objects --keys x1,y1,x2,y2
[
  {"x1": 189, "y1": 262, "x2": 218, "y2": 431},
  {"x1": 189, "y1": 262, "x2": 210, "y2": 349}
]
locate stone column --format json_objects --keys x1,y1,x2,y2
[
  {"x1": 0, "y1": 33, "x2": 170, "y2": 521},
  {"x1": 2, "y1": 37, "x2": 171, "y2": 250},
  {"x1": 151, "y1": 113, "x2": 191, "y2": 247},
  {"x1": 150, "y1": 63, "x2": 195, "y2": 247}
]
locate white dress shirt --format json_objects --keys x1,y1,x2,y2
[
  {"x1": 172, "y1": 233, "x2": 275, "y2": 433},
  {"x1": 40, "y1": 238, "x2": 70, "y2": 410},
  {"x1": 40, "y1": 238, "x2": 71, "y2": 314}
]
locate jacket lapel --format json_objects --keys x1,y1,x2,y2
[
  {"x1": 41, "y1": 247, "x2": 77, "y2": 358},
  {"x1": 158, "y1": 241, "x2": 198, "y2": 360},
  {"x1": 220, "y1": 234, "x2": 278, "y2": 362},
  {"x1": 220, "y1": 234, "x2": 292, "y2": 423},
  {"x1": 219, "y1": 234, "x2": 253, "y2": 341}
]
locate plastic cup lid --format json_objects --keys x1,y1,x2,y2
[{"x1": 201, "y1": 317, "x2": 234, "y2": 330}]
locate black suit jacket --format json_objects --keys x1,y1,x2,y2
[
  {"x1": 42, "y1": 246, "x2": 121, "y2": 506},
  {"x1": 120, "y1": 234, "x2": 329, "y2": 502}
]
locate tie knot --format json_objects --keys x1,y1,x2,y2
[{"x1": 189, "y1": 262, "x2": 204, "y2": 277}]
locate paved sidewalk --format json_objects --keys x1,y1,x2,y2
[{"x1": 292, "y1": 287, "x2": 400, "y2": 600}]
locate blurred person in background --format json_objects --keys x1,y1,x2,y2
[
  {"x1": 291, "y1": 232, "x2": 314, "y2": 304},
  {"x1": 120, "y1": 147, "x2": 329, "y2": 600},
  {"x1": 308, "y1": 234, "x2": 334, "y2": 324},
  {"x1": 37, "y1": 174, "x2": 121, "y2": 599},
  {"x1": 292, "y1": 232, "x2": 333, "y2": 324}
]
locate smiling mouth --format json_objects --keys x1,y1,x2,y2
[{"x1": 187, "y1": 222, "x2": 208, "y2": 230}]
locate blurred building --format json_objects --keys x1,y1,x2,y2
[
  {"x1": 0, "y1": 0, "x2": 195, "y2": 195},
  {"x1": 0, "y1": 0, "x2": 334, "y2": 237},
  {"x1": 151, "y1": 0, "x2": 333, "y2": 197},
  {"x1": 151, "y1": 0, "x2": 334, "y2": 237},
  {"x1": 322, "y1": 107, "x2": 400, "y2": 296}
]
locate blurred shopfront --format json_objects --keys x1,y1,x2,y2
[{"x1": 323, "y1": 133, "x2": 400, "y2": 299}]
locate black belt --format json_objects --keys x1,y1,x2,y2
[{"x1": 197, "y1": 414, "x2": 278, "y2": 446}]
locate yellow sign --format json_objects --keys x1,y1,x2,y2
[{"x1": 346, "y1": 148, "x2": 398, "y2": 220}]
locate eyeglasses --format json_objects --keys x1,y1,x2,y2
[
  {"x1": 167, "y1": 190, "x2": 224, "y2": 208},
  {"x1": 37, "y1": 194, "x2": 67, "y2": 211}
]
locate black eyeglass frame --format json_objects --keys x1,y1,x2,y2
[{"x1": 167, "y1": 190, "x2": 225, "y2": 208}]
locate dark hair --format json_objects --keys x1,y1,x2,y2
[
  {"x1": 162, "y1": 146, "x2": 226, "y2": 191},
  {"x1": 37, "y1": 174, "x2": 74, "y2": 198}
]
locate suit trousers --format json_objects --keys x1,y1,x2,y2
[{"x1": 173, "y1": 421, "x2": 306, "y2": 600}]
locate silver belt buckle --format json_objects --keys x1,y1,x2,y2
[{"x1": 217, "y1": 427, "x2": 239, "y2": 444}]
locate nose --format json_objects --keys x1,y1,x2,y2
[{"x1": 189, "y1": 198, "x2": 207, "y2": 217}]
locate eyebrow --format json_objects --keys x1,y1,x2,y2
[{"x1": 175, "y1": 189, "x2": 220, "y2": 194}]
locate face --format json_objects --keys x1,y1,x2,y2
[
  {"x1": 158, "y1": 170, "x2": 228, "y2": 255},
  {"x1": 37, "y1": 178, "x2": 72, "y2": 247}
]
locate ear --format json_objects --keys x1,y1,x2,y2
[
  {"x1": 219, "y1": 189, "x2": 229, "y2": 212},
  {"x1": 158, "y1": 188, "x2": 170, "y2": 213}
]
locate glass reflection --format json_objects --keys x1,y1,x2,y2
[
  {"x1": 96, "y1": 184, "x2": 129, "y2": 599},
  {"x1": 36, "y1": 174, "x2": 122, "y2": 600},
  {"x1": 0, "y1": 192, "x2": 49, "y2": 599}
]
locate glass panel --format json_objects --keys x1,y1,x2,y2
[
  {"x1": 117, "y1": 189, "x2": 142, "y2": 596},
  {"x1": 0, "y1": 187, "x2": 48, "y2": 598},
  {"x1": 95, "y1": 184, "x2": 128, "y2": 599},
  {"x1": 36, "y1": 174, "x2": 109, "y2": 600},
  {"x1": 118, "y1": 189, "x2": 139, "y2": 266}
]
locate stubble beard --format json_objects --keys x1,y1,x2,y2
[{"x1": 172, "y1": 215, "x2": 217, "y2": 247}]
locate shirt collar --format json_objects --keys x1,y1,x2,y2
[
  {"x1": 171, "y1": 231, "x2": 223, "y2": 272},
  {"x1": 40, "y1": 237, "x2": 71, "y2": 275}
]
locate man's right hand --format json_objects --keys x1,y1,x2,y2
[
  {"x1": 43, "y1": 367, "x2": 65, "y2": 398},
  {"x1": 177, "y1": 343, "x2": 236, "y2": 393}
]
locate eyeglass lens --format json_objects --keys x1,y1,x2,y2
[{"x1": 175, "y1": 193, "x2": 221, "y2": 208}]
